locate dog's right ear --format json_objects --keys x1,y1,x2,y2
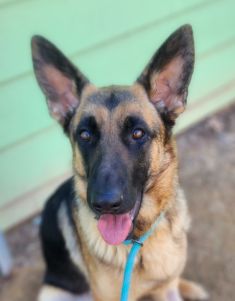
[
  {"x1": 137, "y1": 25, "x2": 194, "y2": 129},
  {"x1": 31, "y1": 36, "x2": 89, "y2": 131}
]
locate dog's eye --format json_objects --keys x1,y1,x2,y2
[
  {"x1": 80, "y1": 130, "x2": 91, "y2": 141},
  {"x1": 132, "y1": 128, "x2": 145, "y2": 140}
]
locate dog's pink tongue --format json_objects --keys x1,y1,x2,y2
[{"x1": 98, "y1": 213, "x2": 132, "y2": 245}]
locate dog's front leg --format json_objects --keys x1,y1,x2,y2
[
  {"x1": 38, "y1": 285, "x2": 93, "y2": 301},
  {"x1": 92, "y1": 294, "x2": 120, "y2": 301},
  {"x1": 149, "y1": 279, "x2": 183, "y2": 301},
  {"x1": 92, "y1": 290, "x2": 120, "y2": 301},
  {"x1": 92, "y1": 289, "x2": 137, "y2": 301},
  {"x1": 149, "y1": 290, "x2": 182, "y2": 301}
]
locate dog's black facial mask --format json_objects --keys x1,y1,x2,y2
[
  {"x1": 74, "y1": 93, "x2": 154, "y2": 218},
  {"x1": 31, "y1": 25, "x2": 194, "y2": 244}
]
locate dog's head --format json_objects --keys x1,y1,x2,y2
[{"x1": 32, "y1": 25, "x2": 194, "y2": 245}]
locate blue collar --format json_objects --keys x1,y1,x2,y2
[{"x1": 121, "y1": 211, "x2": 165, "y2": 301}]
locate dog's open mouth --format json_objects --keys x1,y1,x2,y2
[{"x1": 97, "y1": 198, "x2": 141, "y2": 245}]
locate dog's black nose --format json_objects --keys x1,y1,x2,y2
[{"x1": 92, "y1": 191, "x2": 122, "y2": 214}]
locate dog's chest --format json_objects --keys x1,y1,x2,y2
[
  {"x1": 77, "y1": 201, "x2": 187, "y2": 273},
  {"x1": 136, "y1": 228, "x2": 187, "y2": 282},
  {"x1": 88, "y1": 230, "x2": 187, "y2": 301}
]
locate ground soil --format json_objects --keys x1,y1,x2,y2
[{"x1": 0, "y1": 103, "x2": 234, "y2": 301}]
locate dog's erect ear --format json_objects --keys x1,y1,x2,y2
[
  {"x1": 31, "y1": 36, "x2": 89, "y2": 131},
  {"x1": 137, "y1": 25, "x2": 194, "y2": 126}
]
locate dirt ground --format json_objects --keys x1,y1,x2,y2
[{"x1": 0, "y1": 103, "x2": 234, "y2": 301}]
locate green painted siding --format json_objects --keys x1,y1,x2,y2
[{"x1": 1, "y1": 0, "x2": 235, "y2": 230}]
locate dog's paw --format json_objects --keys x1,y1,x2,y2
[
  {"x1": 179, "y1": 279, "x2": 209, "y2": 300},
  {"x1": 38, "y1": 285, "x2": 93, "y2": 301}
]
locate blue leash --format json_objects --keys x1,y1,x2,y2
[{"x1": 120, "y1": 211, "x2": 165, "y2": 301}]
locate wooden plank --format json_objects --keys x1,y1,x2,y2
[
  {"x1": 0, "y1": 127, "x2": 72, "y2": 207},
  {"x1": 0, "y1": 171, "x2": 71, "y2": 230},
  {"x1": 0, "y1": 0, "x2": 13, "y2": 5},
  {"x1": 0, "y1": 77, "x2": 53, "y2": 151},
  {"x1": 177, "y1": 82, "x2": 235, "y2": 132},
  {"x1": 0, "y1": 0, "x2": 213, "y2": 83},
  {"x1": 0, "y1": 0, "x2": 30, "y2": 7},
  {"x1": 190, "y1": 39, "x2": 235, "y2": 104}
]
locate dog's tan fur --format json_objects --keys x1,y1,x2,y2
[
  {"x1": 44, "y1": 84, "x2": 205, "y2": 300},
  {"x1": 38, "y1": 85, "x2": 208, "y2": 301},
  {"x1": 33, "y1": 26, "x2": 208, "y2": 301}
]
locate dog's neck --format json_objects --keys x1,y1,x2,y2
[{"x1": 73, "y1": 185, "x2": 189, "y2": 272}]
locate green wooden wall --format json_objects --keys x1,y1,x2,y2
[{"x1": 1, "y1": 0, "x2": 235, "y2": 230}]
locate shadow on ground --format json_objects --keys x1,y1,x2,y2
[{"x1": 1, "y1": 103, "x2": 234, "y2": 301}]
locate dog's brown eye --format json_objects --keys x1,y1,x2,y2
[
  {"x1": 80, "y1": 130, "x2": 91, "y2": 141},
  {"x1": 132, "y1": 129, "x2": 145, "y2": 140}
]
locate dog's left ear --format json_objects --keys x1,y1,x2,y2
[
  {"x1": 31, "y1": 36, "x2": 89, "y2": 132},
  {"x1": 137, "y1": 25, "x2": 194, "y2": 125}
]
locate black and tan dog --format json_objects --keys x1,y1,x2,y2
[{"x1": 32, "y1": 25, "x2": 208, "y2": 301}]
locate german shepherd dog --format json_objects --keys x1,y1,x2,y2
[{"x1": 32, "y1": 25, "x2": 208, "y2": 301}]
